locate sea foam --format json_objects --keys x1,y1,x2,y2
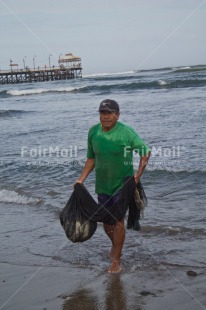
[
  {"x1": 158, "y1": 80, "x2": 168, "y2": 86},
  {"x1": 0, "y1": 189, "x2": 40, "y2": 204},
  {"x1": 83, "y1": 70, "x2": 135, "y2": 78},
  {"x1": 7, "y1": 86, "x2": 82, "y2": 96}
]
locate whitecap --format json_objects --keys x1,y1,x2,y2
[
  {"x1": 83, "y1": 71, "x2": 135, "y2": 78},
  {"x1": 158, "y1": 80, "x2": 168, "y2": 86},
  {"x1": 8, "y1": 88, "x2": 48, "y2": 96},
  {"x1": 179, "y1": 66, "x2": 191, "y2": 70},
  {"x1": 55, "y1": 86, "x2": 84, "y2": 92},
  {"x1": 0, "y1": 189, "x2": 40, "y2": 204},
  {"x1": 7, "y1": 86, "x2": 83, "y2": 96}
]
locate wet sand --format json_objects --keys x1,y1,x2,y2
[{"x1": 1, "y1": 262, "x2": 205, "y2": 310}]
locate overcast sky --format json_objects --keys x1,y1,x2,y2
[{"x1": 0, "y1": 0, "x2": 205, "y2": 74}]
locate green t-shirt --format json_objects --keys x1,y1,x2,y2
[{"x1": 87, "y1": 121, "x2": 150, "y2": 195}]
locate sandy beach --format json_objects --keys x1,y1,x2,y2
[{"x1": 1, "y1": 259, "x2": 206, "y2": 310}]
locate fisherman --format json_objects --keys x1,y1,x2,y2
[{"x1": 76, "y1": 99, "x2": 150, "y2": 273}]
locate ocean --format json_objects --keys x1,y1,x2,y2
[{"x1": 0, "y1": 65, "x2": 206, "y2": 276}]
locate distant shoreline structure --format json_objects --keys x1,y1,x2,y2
[{"x1": 0, "y1": 53, "x2": 82, "y2": 85}]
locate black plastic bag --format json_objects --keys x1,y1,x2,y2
[
  {"x1": 60, "y1": 190, "x2": 97, "y2": 243},
  {"x1": 60, "y1": 177, "x2": 148, "y2": 241}
]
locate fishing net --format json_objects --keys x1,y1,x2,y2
[
  {"x1": 59, "y1": 189, "x2": 97, "y2": 243},
  {"x1": 60, "y1": 177, "x2": 148, "y2": 242}
]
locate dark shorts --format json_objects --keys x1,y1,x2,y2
[
  {"x1": 97, "y1": 189, "x2": 124, "y2": 224},
  {"x1": 98, "y1": 189, "x2": 121, "y2": 207}
]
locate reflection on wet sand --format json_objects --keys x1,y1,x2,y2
[
  {"x1": 62, "y1": 288, "x2": 98, "y2": 310},
  {"x1": 105, "y1": 275, "x2": 127, "y2": 310},
  {"x1": 62, "y1": 275, "x2": 143, "y2": 310}
]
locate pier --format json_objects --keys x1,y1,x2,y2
[{"x1": 0, "y1": 53, "x2": 82, "y2": 85}]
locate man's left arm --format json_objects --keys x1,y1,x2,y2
[{"x1": 134, "y1": 151, "x2": 151, "y2": 184}]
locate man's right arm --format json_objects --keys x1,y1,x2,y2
[{"x1": 76, "y1": 158, "x2": 95, "y2": 184}]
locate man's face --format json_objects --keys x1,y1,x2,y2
[{"x1": 99, "y1": 110, "x2": 119, "y2": 131}]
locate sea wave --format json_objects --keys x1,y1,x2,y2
[
  {"x1": 139, "y1": 64, "x2": 206, "y2": 74},
  {"x1": 6, "y1": 86, "x2": 84, "y2": 96},
  {"x1": 82, "y1": 65, "x2": 206, "y2": 77},
  {"x1": 158, "y1": 80, "x2": 169, "y2": 86},
  {"x1": 83, "y1": 70, "x2": 135, "y2": 78},
  {"x1": 0, "y1": 90, "x2": 10, "y2": 98},
  {"x1": 78, "y1": 79, "x2": 206, "y2": 92},
  {"x1": 171, "y1": 65, "x2": 206, "y2": 73},
  {"x1": 139, "y1": 67, "x2": 173, "y2": 73},
  {"x1": 0, "y1": 110, "x2": 29, "y2": 117},
  {"x1": 146, "y1": 165, "x2": 206, "y2": 173},
  {"x1": 0, "y1": 189, "x2": 41, "y2": 205},
  {"x1": 39, "y1": 79, "x2": 206, "y2": 94},
  {"x1": 72, "y1": 79, "x2": 206, "y2": 94},
  {"x1": 172, "y1": 66, "x2": 191, "y2": 71}
]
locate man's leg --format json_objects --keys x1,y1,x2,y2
[
  {"x1": 104, "y1": 219, "x2": 125, "y2": 273},
  {"x1": 103, "y1": 223, "x2": 115, "y2": 258},
  {"x1": 99, "y1": 192, "x2": 125, "y2": 272}
]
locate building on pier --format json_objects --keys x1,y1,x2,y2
[
  {"x1": 58, "y1": 53, "x2": 81, "y2": 68},
  {"x1": 0, "y1": 53, "x2": 82, "y2": 85}
]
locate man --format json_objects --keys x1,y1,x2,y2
[{"x1": 76, "y1": 99, "x2": 150, "y2": 273}]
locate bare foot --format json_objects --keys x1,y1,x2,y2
[{"x1": 108, "y1": 260, "x2": 122, "y2": 273}]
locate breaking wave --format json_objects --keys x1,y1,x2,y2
[
  {"x1": 0, "y1": 189, "x2": 41, "y2": 205},
  {"x1": 83, "y1": 70, "x2": 135, "y2": 78},
  {"x1": 6, "y1": 86, "x2": 84, "y2": 96}
]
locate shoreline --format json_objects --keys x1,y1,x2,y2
[{"x1": 1, "y1": 262, "x2": 205, "y2": 310}]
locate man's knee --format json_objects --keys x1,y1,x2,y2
[{"x1": 115, "y1": 219, "x2": 124, "y2": 231}]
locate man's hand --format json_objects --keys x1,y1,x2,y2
[
  {"x1": 73, "y1": 179, "x2": 83, "y2": 187},
  {"x1": 75, "y1": 179, "x2": 83, "y2": 184},
  {"x1": 134, "y1": 151, "x2": 151, "y2": 184}
]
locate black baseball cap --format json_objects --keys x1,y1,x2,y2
[{"x1": 99, "y1": 99, "x2": 120, "y2": 113}]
